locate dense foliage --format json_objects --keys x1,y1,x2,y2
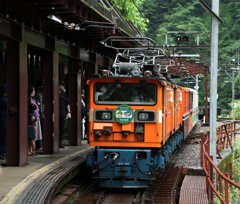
[
  {"x1": 108, "y1": 0, "x2": 149, "y2": 32},
  {"x1": 229, "y1": 137, "x2": 240, "y2": 202},
  {"x1": 110, "y1": 0, "x2": 240, "y2": 110},
  {"x1": 141, "y1": 0, "x2": 240, "y2": 110}
]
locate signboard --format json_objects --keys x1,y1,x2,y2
[{"x1": 115, "y1": 105, "x2": 133, "y2": 124}]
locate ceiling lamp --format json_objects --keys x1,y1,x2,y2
[
  {"x1": 47, "y1": 15, "x2": 62, "y2": 24},
  {"x1": 67, "y1": 25, "x2": 73, "y2": 30}
]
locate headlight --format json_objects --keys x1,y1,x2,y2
[
  {"x1": 94, "y1": 110, "x2": 114, "y2": 121},
  {"x1": 102, "y1": 112, "x2": 111, "y2": 119},
  {"x1": 135, "y1": 111, "x2": 156, "y2": 122},
  {"x1": 139, "y1": 113, "x2": 149, "y2": 120}
]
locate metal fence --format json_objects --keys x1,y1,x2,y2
[{"x1": 201, "y1": 121, "x2": 240, "y2": 204}]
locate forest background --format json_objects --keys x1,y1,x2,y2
[{"x1": 109, "y1": 0, "x2": 240, "y2": 113}]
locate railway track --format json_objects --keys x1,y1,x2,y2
[
  {"x1": 143, "y1": 164, "x2": 182, "y2": 204},
  {"x1": 72, "y1": 165, "x2": 182, "y2": 204},
  {"x1": 73, "y1": 188, "x2": 144, "y2": 204}
]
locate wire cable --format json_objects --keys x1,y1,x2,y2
[
  {"x1": 92, "y1": 152, "x2": 119, "y2": 173},
  {"x1": 135, "y1": 152, "x2": 151, "y2": 176}
]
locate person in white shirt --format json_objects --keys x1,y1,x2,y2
[{"x1": 81, "y1": 94, "x2": 87, "y2": 139}]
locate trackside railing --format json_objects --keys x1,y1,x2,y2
[{"x1": 201, "y1": 121, "x2": 240, "y2": 204}]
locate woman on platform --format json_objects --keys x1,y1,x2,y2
[
  {"x1": 28, "y1": 85, "x2": 43, "y2": 154},
  {"x1": 28, "y1": 103, "x2": 37, "y2": 156}
]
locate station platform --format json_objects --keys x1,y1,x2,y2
[
  {"x1": 0, "y1": 141, "x2": 93, "y2": 204},
  {"x1": 0, "y1": 139, "x2": 231, "y2": 204}
]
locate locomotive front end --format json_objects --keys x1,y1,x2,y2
[
  {"x1": 86, "y1": 78, "x2": 183, "y2": 188},
  {"x1": 86, "y1": 40, "x2": 186, "y2": 188},
  {"x1": 87, "y1": 79, "x2": 163, "y2": 188}
]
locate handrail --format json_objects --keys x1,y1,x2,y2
[
  {"x1": 202, "y1": 143, "x2": 240, "y2": 188},
  {"x1": 205, "y1": 175, "x2": 225, "y2": 204},
  {"x1": 201, "y1": 121, "x2": 240, "y2": 204}
]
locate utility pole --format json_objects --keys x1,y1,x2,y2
[
  {"x1": 209, "y1": 0, "x2": 219, "y2": 166},
  {"x1": 197, "y1": 1, "x2": 223, "y2": 202}
]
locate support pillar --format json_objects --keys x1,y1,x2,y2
[
  {"x1": 7, "y1": 41, "x2": 20, "y2": 166},
  {"x1": 53, "y1": 51, "x2": 59, "y2": 153},
  {"x1": 7, "y1": 26, "x2": 28, "y2": 166},
  {"x1": 19, "y1": 31, "x2": 28, "y2": 166},
  {"x1": 42, "y1": 50, "x2": 54, "y2": 154},
  {"x1": 68, "y1": 58, "x2": 81, "y2": 145}
]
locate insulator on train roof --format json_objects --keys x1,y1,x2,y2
[
  {"x1": 131, "y1": 67, "x2": 141, "y2": 77},
  {"x1": 144, "y1": 70, "x2": 152, "y2": 77},
  {"x1": 102, "y1": 70, "x2": 109, "y2": 77}
]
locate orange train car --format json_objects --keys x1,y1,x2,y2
[{"x1": 86, "y1": 38, "x2": 199, "y2": 188}]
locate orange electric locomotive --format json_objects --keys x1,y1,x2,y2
[{"x1": 86, "y1": 37, "x2": 198, "y2": 188}]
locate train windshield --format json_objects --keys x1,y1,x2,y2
[{"x1": 94, "y1": 82, "x2": 157, "y2": 105}]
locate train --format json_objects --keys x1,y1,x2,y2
[{"x1": 86, "y1": 37, "x2": 199, "y2": 188}]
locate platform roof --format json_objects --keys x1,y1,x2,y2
[{"x1": 0, "y1": 0, "x2": 209, "y2": 77}]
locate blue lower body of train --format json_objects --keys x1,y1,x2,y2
[{"x1": 86, "y1": 132, "x2": 183, "y2": 188}]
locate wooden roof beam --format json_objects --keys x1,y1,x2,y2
[{"x1": 24, "y1": 0, "x2": 66, "y2": 6}]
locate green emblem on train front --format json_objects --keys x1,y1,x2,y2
[{"x1": 115, "y1": 105, "x2": 133, "y2": 124}]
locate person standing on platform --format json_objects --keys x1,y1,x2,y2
[
  {"x1": 27, "y1": 103, "x2": 37, "y2": 156},
  {"x1": 81, "y1": 94, "x2": 87, "y2": 139},
  {"x1": 35, "y1": 80, "x2": 45, "y2": 150},
  {"x1": 0, "y1": 83, "x2": 7, "y2": 160},
  {"x1": 59, "y1": 81, "x2": 71, "y2": 148},
  {"x1": 28, "y1": 85, "x2": 43, "y2": 152}
]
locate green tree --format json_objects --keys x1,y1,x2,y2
[
  {"x1": 218, "y1": 1, "x2": 240, "y2": 61},
  {"x1": 155, "y1": 2, "x2": 210, "y2": 46},
  {"x1": 217, "y1": 73, "x2": 232, "y2": 110},
  {"x1": 229, "y1": 137, "x2": 240, "y2": 202},
  {"x1": 109, "y1": 0, "x2": 149, "y2": 32}
]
